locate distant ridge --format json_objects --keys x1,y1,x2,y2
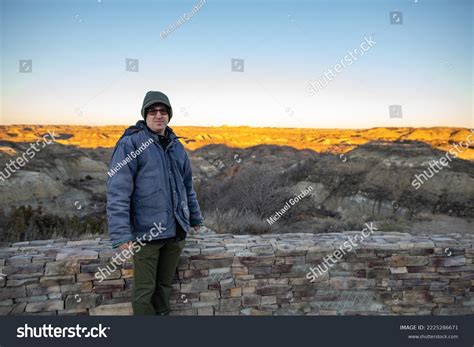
[{"x1": 0, "y1": 125, "x2": 472, "y2": 160}]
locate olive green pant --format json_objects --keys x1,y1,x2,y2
[{"x1": 132, "y1": 239, "x2": 186, "y2": 315}]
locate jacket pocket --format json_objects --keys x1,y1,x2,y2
[
  {"x1": 179, "y1": 200, "x2": 190, "y2": 219},
  {"x1": 136, "y1": 189, "x2": 162, "y2": 207},
  {"x1": 182, "y1": 205, "x2": 190, "y2": 219},
  {"x1": 133, "y1": 190, "x2": 167, "y2": 227},
  {"x1": 134, "y1": 207, "x2": 169, "y2": 229}
]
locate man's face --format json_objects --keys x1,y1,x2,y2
[{"x1": 146, "y1": 104, "x2": 169, "y2": 135}]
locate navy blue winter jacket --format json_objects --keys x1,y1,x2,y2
[{"x1": 106, "y1": 120, "x2": 203, "y2": 248}]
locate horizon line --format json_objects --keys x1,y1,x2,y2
[{"x1": 0, "y1": 124, "x2": 472, "y2": 131}]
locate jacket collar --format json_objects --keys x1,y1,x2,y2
[
  {"x1": 135, "y1": 120, "x2": 181, "y2": 145},
  {"x1": 136, "y1": 120, "x2": 178, "y2": 136}
]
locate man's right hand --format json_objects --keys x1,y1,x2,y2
[{"x1": 117, "y1": 241, "x2": 133, "y2": 251}]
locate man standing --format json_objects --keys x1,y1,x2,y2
[{"x1": 106, "y1": 91, "x2": 204, "y2": 315}]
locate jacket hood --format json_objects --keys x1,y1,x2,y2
[{"x1": 141, "y1": 90, "x2": 173, "y2": 121}]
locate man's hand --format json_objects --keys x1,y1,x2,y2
[
  {"x1": 118, "y1": 241, "x2": 133, "y2": 251},
  {"x1": 189, "y1": 225, "x2": 202, "y2": 236}
]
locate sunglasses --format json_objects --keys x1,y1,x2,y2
[{"x1": 147, "y1": 107, "x2": 169, "y2": 116}]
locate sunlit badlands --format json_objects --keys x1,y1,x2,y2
[{"x1": 0, "y1": 125, "x2": 472, "y2": 160}]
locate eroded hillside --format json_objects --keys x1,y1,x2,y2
[
  {"x1": 0, "y1": 125, "x2": 472, "y2": 160},
  {"x1": 0, "y1": 125, "x2": 472, "y2": 241}
]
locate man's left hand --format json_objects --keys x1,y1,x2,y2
[{"x1": 189, "y1": 225, "x2": 204, "y2": 236}]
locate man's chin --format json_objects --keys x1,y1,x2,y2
[{"x1": 149, "y1": 125, "x2": 165, "y2": 133}]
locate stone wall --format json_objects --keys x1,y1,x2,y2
[{"x1": 0, "y1": 231, "x2": 473, "y2": 315}]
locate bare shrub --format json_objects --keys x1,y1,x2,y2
[
  {"x1": 1, "y1": 205, "x2": 107, "y2": 242},
  {"x1": 205, "y1": 208, "x2": 271, "y2": 235},
  {"x1": 200, "y1": 166, "x2": 287, "y2": 218}
]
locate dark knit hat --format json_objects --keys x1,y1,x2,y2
[{"x1": 141, "y1": 91, "x2": 173, "y2": 120}]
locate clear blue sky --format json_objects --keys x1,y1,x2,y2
[{"x1": 0, "y1": 0, "x2": 472, "y2": 128}]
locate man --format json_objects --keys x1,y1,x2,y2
[{"x1": 106, "y1": 90, "x2": 204, "y2": 315}]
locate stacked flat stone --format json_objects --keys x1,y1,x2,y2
[{"x1": 0, "y1": 231, "x2": 472, "y2": 316}]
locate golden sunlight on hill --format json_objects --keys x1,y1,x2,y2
[{"x1": 0, "y1": 125, "x2": 472, "y2": 160}]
